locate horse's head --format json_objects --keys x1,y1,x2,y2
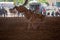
[
  {"x1": 13, "y1": 6, "x2": 28, "y2": 13},
  {"x1": 9, "y1": 6, "x2": 18, "y2": 13}
]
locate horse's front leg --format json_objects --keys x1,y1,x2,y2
[
  {"x1": 27, "y1": 20, "x2": 31, "y2": 31},
  {"x1": 27, "y1": 17, "x2": 32, "y2": 30}
]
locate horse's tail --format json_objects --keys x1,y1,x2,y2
[{"x1": 22, "y1": 0, "x2": 28, "y2": 6}]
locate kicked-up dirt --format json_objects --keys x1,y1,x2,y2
[{"x1": 0, "y1": 17, "x2": 60, "y2": 40}]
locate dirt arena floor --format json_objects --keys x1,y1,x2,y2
[{"x1": 0, "y1": 17, "x2": 60, "y2": 40}]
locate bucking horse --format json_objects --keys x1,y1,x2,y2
[{"x1": 12, "y1": 0, "x2": 45, "y2": 30}]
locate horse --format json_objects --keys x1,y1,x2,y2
[
  {"x1": 13, "y1": 6, "x2": 45, "y2": 30},
  {"x1": 12, "y1": 0, "x2": 45, "y2": 29}
]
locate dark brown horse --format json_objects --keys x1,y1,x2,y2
[
  {"x1": 12, "y1": 0, "x2": 45, "y2": 29},
  {"x1": 13, "y1": 6, "x2": 45, "y2": 20},
  {"x1": 13, "y1": 6, "x2": 45, "y2": 29}
]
